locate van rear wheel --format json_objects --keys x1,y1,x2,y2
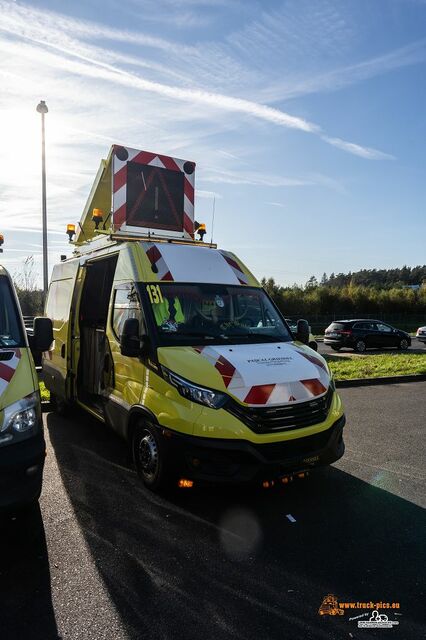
[{"x1": 132, "y1": 422, "x2": 170, "y2": 491}]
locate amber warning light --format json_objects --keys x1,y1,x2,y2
[
  {"x1": 92, "y1": 208, "x2": 104, "y2": 230},
  {"x1": 66, "y1": 224, "x2": 76, "y2": 242}
]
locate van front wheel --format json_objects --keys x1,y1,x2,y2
[{"x1": 132, "y1": 423, "x2": 169, "y2": 491}]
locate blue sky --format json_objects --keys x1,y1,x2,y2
[{"x1": 0, "y1": 0, "x2": 425, "y2": 286}]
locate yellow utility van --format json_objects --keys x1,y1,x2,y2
[
  {"x1": 0, "y1": 265, "x2": 52, "y2": 508},
  {"x1": 43, "y1": 145, "x2": 345, "y2": 490}
]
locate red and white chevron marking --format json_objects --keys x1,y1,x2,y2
[
  {"x1": 218, "y1": 251, "x2": 249, "y2": 285},
  {"x1": 194, "y1": 345, "x2": 328, "y2": 406},
  {"x1": 0, "y1": 349, "x2": 21, "y2": 396},
  {"x1": 142, "y1": 243, "x2": 174, "y2": 281},
  {"x1": 112, "y1": 146, "x2": 195, "y2": 237}
]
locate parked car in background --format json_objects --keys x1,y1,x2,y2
[
  {"x1": 285, "y1": 319, "x2": 318, "y2": 351},
  {"x1": 416, "y1": 326, "x2": 426, "y2": 346},
  {"x1": 324, "y1": 319, "x2": 411, "y2": 353}
]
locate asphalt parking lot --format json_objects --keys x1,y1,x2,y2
[{"x1": 1, "y1": 383, "x2": 425, "y2": 640}]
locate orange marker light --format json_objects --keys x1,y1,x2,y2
[
  {"x1": 92, "y1": 208, "x2": 104, "y2": 230},
  {"x1": 0, "y1": 234, "x2": 4, "y2": 246},
  {"x1": 178, "y1": 479, "x2": 194, "y2": 489},
  {"x1": 66, "y1": 224, "x2": 76, "y2": 241},
  {"x1": 196, "y1": 223, "x2": 206, "y2": 241}
]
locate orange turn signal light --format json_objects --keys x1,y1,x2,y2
[{"x1": 178, "y1": 479, "x2": 194, "y2": 489}]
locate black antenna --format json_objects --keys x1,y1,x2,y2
[
  {"x1": 210, "y1": 196, "x2": 216, "y2": 245},
  {"x1": 78, "y1": 222, "x2": 87, "y2": 241},
  {"x1": 102, "y1": 211, "x2": 112, "y2": 230}
]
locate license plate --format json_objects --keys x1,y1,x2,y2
[{"x1": 328, "y1": 333, "x2": 340, "y2": 338}]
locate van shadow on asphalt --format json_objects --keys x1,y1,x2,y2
[
  {"x1": 0, "y1": 503, "x2": 60, "y2": 640},
  {"x1": 47, "y1": 411, "x2": 425, "y2": 640}
]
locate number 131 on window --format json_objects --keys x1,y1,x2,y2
[{"x1": 146, "y1": 284, "x2": 163, "y2": 304}]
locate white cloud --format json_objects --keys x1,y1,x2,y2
[
  {"x1": 321, "y1": 136, "x2": 395, "y2": 160},
  {"x1": 0, "y1": 0, "x2": 395, "y2": 158},
  {"x1": 196, "y1": 190, "x2": 223, "y2": 199}
]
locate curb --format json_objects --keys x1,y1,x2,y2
[{"x1": 336, "y1": 374, "x2": 426, "y2": 388}]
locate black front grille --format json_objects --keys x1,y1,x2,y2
[{"x1": 225, "y1": 386, "x2": 334, "y2": 434}]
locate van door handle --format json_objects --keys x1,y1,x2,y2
[{"x1": 61, "y1": 344, "x2": 66, "y2": 358}]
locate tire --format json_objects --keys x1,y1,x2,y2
[
  {"x1": 398, "y1": 338, "x2": 409, "y2": 351},
  {"x1": 132, "y1": 422, "x2": 170, "y2": 491},
  {"x1": 331, "y1": 346, "x2": 341, "y2": 352},
  {"x1": 354, "y1": 340, "x2": 366, "y2": 353}
]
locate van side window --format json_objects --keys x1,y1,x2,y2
[
  {"x1": 46, "y1": 280, "x2": 73, "y2": 324},
  {"x1": 112, "y1": 285, "x2": 144, "y2": 339},
  {"x1": 0, "y1": 276, "x2": 25, "y2": 347}
]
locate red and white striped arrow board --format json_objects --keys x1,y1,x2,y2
[{"x1": 112, "y1": 145, "x2": 196, "y2": 240}]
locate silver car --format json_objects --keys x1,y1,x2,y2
[{"x1": 416, "y1": 326, "x2": 426, "y2": 345}]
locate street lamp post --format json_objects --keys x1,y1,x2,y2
[{"x1": 36, "y1": 100, "x2": 48, "y2": 300}]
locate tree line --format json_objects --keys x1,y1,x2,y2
[
  {"x1": 308, "y1": 265, "x2": 426, "y2": 289},
  {"x1": 261, "y1": 268, "x2": 426, "y2": 321}
]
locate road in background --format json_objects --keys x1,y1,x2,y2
[{"x1": 1, "y1": 383, "x2": 425, "y2": 639}]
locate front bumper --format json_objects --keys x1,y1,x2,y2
[
  {"x1": 416, "y1": 334, "x2": 426, "y2": 343},
  {"x1": 0, "y1": 428, "x2": 45, "y2": 509},
  {"x1": 160, "y1": 415, "x2": 346, "y2": 484}
]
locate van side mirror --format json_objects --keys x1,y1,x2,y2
[
  {"x1": 296, "y1": 319, "x2": 310, "y2": 345},
  {"x1": 33, "y1": 317, "x2": 53, "y2": 351},
  {"x1": 120, "y1": 318, "x2": 145, "y2": 357}
]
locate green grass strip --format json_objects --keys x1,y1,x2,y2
[{"x1": 325, "y1": 353, "x2": 426, "y2": 380}]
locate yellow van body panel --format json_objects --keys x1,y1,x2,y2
[{"x1": 0, "y1": 348, "x2": 37, "y2": 411}]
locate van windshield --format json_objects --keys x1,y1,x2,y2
[
  {"x1": 0, "y1": 276, "x2": 25, "y2": 348},
  {"x1": 140, "y1": 283, "x2": 292, "y2": 346}
]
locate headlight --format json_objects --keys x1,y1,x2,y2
[
  {"x1": 162, "y1": 367, "x2": 227, "y2": 409},
  {"x1": 1, "y1": 392, "x2": 41, "y2": 440}
]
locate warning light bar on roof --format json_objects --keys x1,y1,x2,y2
[{"x1": 111, "y1": 145, "x2": 196, "y2": 241}]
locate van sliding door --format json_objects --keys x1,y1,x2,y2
[{"x1": 74, "y1": 254, "x2": 118, "y2": 410}]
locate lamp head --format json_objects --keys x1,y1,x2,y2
[{"x1": 36, "y1": 100, "x2": 48, "y2": 114}]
